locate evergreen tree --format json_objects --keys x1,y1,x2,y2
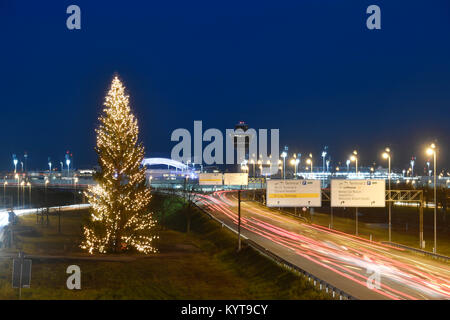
[{"x1": 81, "y1": 76, "x2": 157, "y2": 254}]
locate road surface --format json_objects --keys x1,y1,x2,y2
[{"x1": 196, "y1": 190, "x2": 450, "y2": 300}]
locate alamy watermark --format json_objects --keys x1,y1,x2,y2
[{"x1": 170, "y1": 121, "x2": 280, "y2": 175}]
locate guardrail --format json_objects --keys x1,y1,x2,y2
[
  {"x1": 381, "y1": 241, "x2": 450, "y2": 262},
  {"x1": 191, "y1": 201, "x2": 356, "y2": 300}
]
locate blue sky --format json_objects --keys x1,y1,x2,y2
[{"x1": 0, "y1": 0, "x2": 449, "y2": 171}]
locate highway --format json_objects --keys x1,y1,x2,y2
[{"x1": 196, "y1": 190, "x2": 450, "y2": 300}]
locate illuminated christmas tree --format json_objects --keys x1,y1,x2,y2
[{"x1": 81, "y1": 76, "x2": 157, "y2": 254}]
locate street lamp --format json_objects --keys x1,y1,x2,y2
[
  {"x1": 350, "y1": 151, "x2": 358, "y2": 176},
  {"x1": 66, "y1": 159, "x2": 71, "y2": 177},
  {"x1": 276, "y1": 160, "x2": 284, "y2": 179},
  {"x1": 20, "y1": 180, "x2": 25, "y2": 208},
  {"x1": 350, "y1": 150, "x2": 359, "y2": 235},
  {"x1": 15, "y1": 174, "x2": 20, "y2": 208},
  {"x1": 3, "y1": 181, "x2": 7, "y2": 203},
  {"x1": 321, "y1": 151, "x2": 327, "y2": 173},
  {"x1": 45, "y1": 178, "x2": 49, "y2": 207},
  {"x1": 306, "y1": 158, "x2": 313, "y2": 173},
  {"x1": 426, "y1": 143, "x2": 437, "y2": 253},
  {"x1": 27, "y1": 182, "x2": 31, "y2": 208},
  {"x1": 382, "y1": 148, "x2": 392, "y2": 242},
  {"x1": 74, "y1": 177, "x2": 79, "y2": 204},
  {"x1": 48, "y1": 160, "x2": 52, "y2": 177},
  {"x1": 290, "y1": 158, "x2": 300, "y2": 178},
  {"x1": 281, "y1": 151, "x2": 287, "y2": 180},
  {"x1": 13, "y1": 158, "x2": 18, "y2": 173},
  {"x1": 346, "y1": 159, "x2": 350, "y2": 174}
]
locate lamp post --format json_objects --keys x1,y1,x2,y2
[
  {"x1": 74, "y1": 177, "x2": 78, "y2": 204},
  {"x1": 66, "y1": 159, "x2": 71, "y2": 177},
  {"x1": 281, "y1": 152, "x2": 287, "y2": 180},
  {"x1": 346, "y1": 159, "x2": 350, "y2": 174},
  {"x1": 15, "y1": 174, "x2": 20, "y2": 208},
  {"x1": 21, "y1": 181, "x2": 25, "y2": 208},
  {"x1": 45, "y1": 179, "x2": 49, "y2": 207},
  {"x1": 426, "y1": 144, "x2": 437, "y2": 253},
  {"x1": 322, "y1": 151, "x2": 327, "y2": 173},
  {"x1": 306, "y1": 158, "x2": 313, "y2": 174},
  {"x1": 290, "y1": 158, "x2": 300, "y2": 178},
  {"x1": 277, "y1": 160, "x2": 282, "y2": 178},
  {"x1": 350, "y1": 150, "x2": 358, "y2": 176},
  {"x1": 3, "y1": 181, "x2": 7, "y2": 204},
  {"x1": 350, "y1": 150, "x2": 359, "y2": 235},
  {"x1": 27, "y1": 182, "x2": 31, "y2": 208},
  {"x1": 13, "y1": 157, "x2": 18, "y2": 174},
  {"x1": 382, "y1": 148, "x2": 392, "y2": 242},
  {"x1": 297, "y1": 153, "x2": 302, "y2": 173},
  {"x1": 48, "y1": 160, "x2": 52, "y2": 179}
]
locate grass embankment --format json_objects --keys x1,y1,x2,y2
[{"x1": 0, "y1": 194, "x2": 328, "y2": 299}]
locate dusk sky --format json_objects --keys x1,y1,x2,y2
[{"x1": 1, "y1": 0, "x2": 449, "y2": 171}]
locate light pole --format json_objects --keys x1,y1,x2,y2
[
  {"x1": 21, "y1": 181, "x2": 25, "y2": 208},
  {"x1": 60, "y1": 161, "x2": 64, "y2": 173},
  {"x1": 382, "y1": 148, "x2": 392, "y2": 242},
  {"x1": 3, "y1": 181, "x2": 7, "y2": 205},
  {"x1": 350, "y1": 151, "x2": 358, "y2": 176},
  {"x1": 45, "y1": 179, "x2": 49, "y2": 207},
  {"x1": 322, "y1": 151, "x2": 327, "y2": 173},
  {"x1": 15, "y1": 174, "x2": 20, "y2": 208},
  {"x1": 48, "y1": 160, "x2": 52, "y2": 179},
  {"x1": 297, "y1": 153, "x2": 302, "y2": 173},
  {"x1": 350, "y1": 151, "x2": 358, "y2": 235},
  {"x1": 346, "y1": 159, "x2": 350, "y2": 174},
  {"x1": 306, "y1": 158, "x2": 313, "y2": 173},
  {"x1": 66, "y1": 159, "x2": 71, "y2": 177},
  {"x1": 281, "y1": 151, "x2": 287, "y2": 180},
  {"x1": 277, "y1": 160, "x2": 282, "y2": 178},
  {"x1": 290, "y1": 158, "x2": 300, "y2": 179},
  {"x1": 410, "y1": 157, "x2": 415, "y2": 177},
  {"x1": 426, "y1": 144, "x2": 437, "y2": 253},
  {"x1": 13, "y1": 157, "x2": 18, "y2": 174},
  {"x1": 74, "y1": 177, "x2": 78, "y2": 204},
  {"x1": 27, "y1": 182, "x2": 31, "y2": 208}
]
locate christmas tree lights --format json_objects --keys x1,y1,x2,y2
[{"x1": 81, "y1": 76, "x2": 157, "y2": 254}]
